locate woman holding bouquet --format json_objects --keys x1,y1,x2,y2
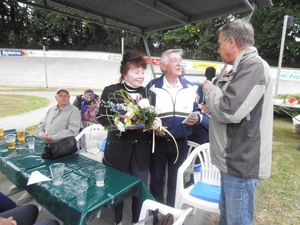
[{"x1": 97, "y1": 51, "x2": 160, "y2": 225}]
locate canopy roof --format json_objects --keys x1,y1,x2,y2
[{"x1": 17, "y1": 0, "x2": 272, "y2": 35}]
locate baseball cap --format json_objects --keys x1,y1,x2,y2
[{"x1": 56, "y1": 89, "x2": 69, "y2": 95}]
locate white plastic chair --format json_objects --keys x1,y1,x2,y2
[
  {"x1": 75, "y1": 124, "x2": 107, "y2": 162},
  {"x1": 137, "y1": 199, "x2": 192, "y2": 225},
  {"x1": 186, "y1": 141, "x2": 201, "y2": 183},
  {"x1": 187, "y1": 140, "x2": 199, "y2": 156},
  {"x1": 175, "y1": 143, "x2": 220, "y2": 215}
]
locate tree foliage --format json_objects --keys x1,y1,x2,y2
[{"x1": 0, "y1": 0, "x2": 299, "y2": 68}]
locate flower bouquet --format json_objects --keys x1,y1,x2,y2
[
  {"x1": 103, "y1": 89, "x2": 162, "y2": 134},
  {"x1": 101, "y1": 89, "x2": 179, "y2": 163}
]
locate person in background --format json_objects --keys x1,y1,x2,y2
[
  {"x1": 73, "y1": 89, "x2": 100, "y2": 127},
  {"x1": 188, "y1": 83, "x2": 210, "y2": 145},
  {"x1": 97, "y1": 51, "x2": 161, "y2": 225},
  {"x1": 203, "y1": 19, "x2": 273, "y2": 225},
  {"x1": 0, "y1": 192, "x2": 59, "y2": 225},
  {"x1": 147, "y1": 49, "x2": 209, "y2": 207},
  {"x1": 37, "y1": 89, "x2": 81, "y2": 141}
]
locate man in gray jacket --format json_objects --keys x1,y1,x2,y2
[
  {"x1": 17, "y1": 89, "x2": 81, "y2": 204},
  {"x1": 203, "y1": 19, "x2": 273, "y2": 225},
  {"x1": 37, "y1": 88, "x2": 81, "y2": 140}
]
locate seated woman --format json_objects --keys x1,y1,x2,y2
[{"x1": 73, "y1": 89, "x2": 100, "y2": 128}]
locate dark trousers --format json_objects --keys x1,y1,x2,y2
[
  {"x1": 188, "y1": 125, "x2": 209, "y2": 145},
  {"x1": 0, "y1": 204, "x2": 59, "y2": 225},
  {"x1": 0, "y1": 192, "x2": 16, "y2": 213},
  {"x1": 150, "y1": 137, "x2": 188, "y2": 207},
  {"x1": 113, "y1": 153, "x2": 149, "y2": 224}
]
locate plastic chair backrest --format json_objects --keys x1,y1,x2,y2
[
  {"x1": 190, "y1": 143, "x2": 220, "y2": 186},
  {"x1": 187, "y1": 140, "x2": 199, "y2": 156},
  {"x1": 75, "y1": 124, "x2": 106, "y2": 155}
]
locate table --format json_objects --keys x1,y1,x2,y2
[
  {"x1": 0, "y1": 130, "x2": 154, "y2": 225},
  {"x1": 273, "y1": 102, "x2": 300, "y2": 109}
]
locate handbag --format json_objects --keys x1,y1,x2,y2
[
  {"x1": 41, "y1": 136, "x2": 78, "y2": 160},
  {"x1": 153, "y1": 209, "x2": 174, "y2": 225}
]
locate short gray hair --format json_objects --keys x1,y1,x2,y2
[
  {"x1": 219, "y1": 19, "x2": 255, "y2": 48},
  {"x1": 160, "y1": 49, "x2": 183, "y2": 64}
]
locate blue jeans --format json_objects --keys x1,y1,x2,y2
[{"x1": 219, "y1": 171, "x2": 260, "y2": 225}]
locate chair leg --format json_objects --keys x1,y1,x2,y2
[
  {"x1": 192, "y1": 207, "x2": 197, "y2": 215},
  {"x1": 96, "y1": 209, "x2": 102, "y2": 218}
]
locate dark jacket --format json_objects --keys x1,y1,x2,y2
[{"x1": 97, "y1": 83, "x2": 155, "y2": 172}]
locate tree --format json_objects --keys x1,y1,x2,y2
[
  {"x1": 251, "y1": 0, "x2": 300, "y2": 67},
  {"x1": 1, "y1": 0, "x2": 299, "y2": 68}
]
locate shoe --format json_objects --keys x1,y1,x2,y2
[
  {"x1": 37, "y1": 205, "x2": 43, "y2": 213},
  {"x1": 17, "y1": 192, "x2": 33, "y2": 204},
  {"x1": 9, "y1": 185, "x2": 21, "y2": 194}
]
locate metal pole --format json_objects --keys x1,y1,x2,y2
[
  {"x1": 43, "y1": 45, "x2": 48, "y2": 88},
  {"x1": 275, "y1": 15, "x2": 289, "y2": 96},
  {"x1": 142, "y1": 36, "x2": 156, "y2": 79},
  {"x1": 121, "y1": 37, "x2": 124, "y2": 55}
]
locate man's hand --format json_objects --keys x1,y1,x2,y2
[
  {"x1": 0, "y1": 217, "x2": 17, "y2": 225},
  {"x1": 199, "y1": 103, "x2": 211, "y2": 115},
  {"x1": 40, "y1": 135, "x2": 53, "y2": 141},
  {"x1": 203, "y1": 80, "x2": 213, "y2": 91},
  {"x1": 185, "y1": 115, "x2": 199, "y2": 126}
]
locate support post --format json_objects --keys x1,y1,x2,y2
[
  {"x1": 142, "y1": 36, "x2": 156, "y2": 79},
  {"x1": 275, "y1": 15, "x2": 289, "y2": 96},
  {"x1": 43, "y1": 45, "x2": 48, "y2": 88}
]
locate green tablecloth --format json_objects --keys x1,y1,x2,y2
[{"x1": 0, "y1": 130, "x2": 154, "y2": 225}]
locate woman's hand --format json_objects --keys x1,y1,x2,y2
[{"x1": 152, "y1": 117, "x2": 162, "y2": 130}]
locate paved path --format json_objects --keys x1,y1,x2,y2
[{"x1": 0, "y1": 91, "x2": 81, "y2": 129}]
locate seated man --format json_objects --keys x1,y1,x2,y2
[
  {"x1": 37, "y1": 89, "x2": 81, "y2": 141},
  {"x1": 18, "y1": 89, "x2": 81, "y2": 204}
]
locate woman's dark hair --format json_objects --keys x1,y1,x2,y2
[{"x1": 119, "y1": 51, "x2": 147, "y2": 83}]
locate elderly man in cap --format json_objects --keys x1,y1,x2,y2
[
  {"x1": 16, "y1": 89, "x2": 81, "y2": 205},
  {"x1": 37, "y1": 89, "x2": 81, "y2": 141}
]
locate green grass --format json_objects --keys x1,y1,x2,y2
[
  {"x1": 254, "y1": 118, "x2": 300, "y2": 225},
  {"x1": 203, "y1": 118, "x2": 300, "y2": 225},
  {"x1": 0, "y1": 94, "x2": 49, "y2": 117}
]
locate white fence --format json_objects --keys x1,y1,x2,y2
[{"x1": 0, "y1": 49, "x2": 299, "y2": 95}]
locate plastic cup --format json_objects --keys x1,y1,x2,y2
[
  {"x1": 94, "y1": 169, "x2": 105, "y2": 187},
  {"x1": 4, "y1": 134, "x2": 16, "y2": 150},
  {"x1": 26, "y1": 136, "x2": 35, "y2": 150},
  {"x1": 16, "y1": 127, "x2": 25, "y2": 143},
  {"x1": 0, "y1": 128, "x2": 3, "y2": 137},
  {"x1": 75, "y1": 183, "x2": 88, "y2": 205},
  {"x1": 49, "y1": 163, "x2": 65, "y2": 185}
]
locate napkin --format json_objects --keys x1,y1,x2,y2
[{"x1": 27, "y1": 171, "x2": 51, "y2": 185}]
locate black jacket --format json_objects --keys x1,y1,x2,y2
[{"x1": 97, "y1": 83, "x2": 155, "y2": 172}]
